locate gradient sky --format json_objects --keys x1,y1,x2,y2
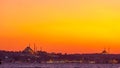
[{"x1": 0, "y1": 0, "x2": 120, "y2": 54}]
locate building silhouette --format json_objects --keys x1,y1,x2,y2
[
  {"x1": 23, "y1": 45, "x2": 34, "y2": 54},
  {"x1": 101, "y1": 49, "x2": 108, "y2": 54}
]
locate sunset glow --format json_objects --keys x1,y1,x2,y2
[{"x1": 0, "y1": 0, "x2": 120, "y2": 54}]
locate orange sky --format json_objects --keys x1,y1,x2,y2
[{"x1": 0, "y1": 0, "x2": 120, "y2": 54}]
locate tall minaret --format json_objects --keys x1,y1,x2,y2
[
  {"x1": 108, "y1": 47, "x2": 110, "y2": 54},
  {"x1": 40, "y1": 47, "x2": 42, "y2": 51},
  {"x1": 28, "y1": 43, "x2": 30, "y2": 47},
  {"x1": 34, "y1": 43, "x2": 36, "y2": 53}
]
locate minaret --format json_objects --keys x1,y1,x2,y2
[
  {"x1": 40, "y1": 47, "x2": 42, "y2": 51},
  {"x1": 28, "y1": 43, "x2": 30, "y2": 47},
  {"x1": 108, "y1": 47, "x2": 110, "y2": 54},
  {"x1": 34, "y1": 43, "x2": 36, "y2": 53}
]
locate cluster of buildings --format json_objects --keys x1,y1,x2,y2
[
  {"x1": 22, "y1": 44, "x2": 109, "y2": 55},
  {"x1": 0, "y1": 44, "x2": 119, "y2": 64},
  {"x1": 20, "y1": 44, "x2": 119, "y2": 64}
]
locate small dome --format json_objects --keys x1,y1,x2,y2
[{"x1": 101, "y1": 50, "x2": 108, "y2": 54}]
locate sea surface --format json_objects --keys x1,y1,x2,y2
[{"x1": 0, "y1": 63, "x2": 120, "y2": 68}]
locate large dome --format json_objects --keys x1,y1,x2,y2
[{"x1": 23, "y1": 46, "x2": 34, "y2": 54}]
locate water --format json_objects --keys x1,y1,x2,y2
[{"x1": 0, "y1": 63, "x2": 120, "y2": 68}]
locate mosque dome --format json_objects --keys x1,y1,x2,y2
[
  {"x1": 23, "y1": 46, "x2": 34, "y2": 54},
  {"x1": 101, "y1": 49, "x2": 108, "y2": 54}
]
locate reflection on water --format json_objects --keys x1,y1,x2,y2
[{"x1": 0, "y1": 63, "x2": 120, "y2": 68}]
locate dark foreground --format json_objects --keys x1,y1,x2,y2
[{"x1": 0, "y1": 63, "x2": 120, "y2": 68}]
